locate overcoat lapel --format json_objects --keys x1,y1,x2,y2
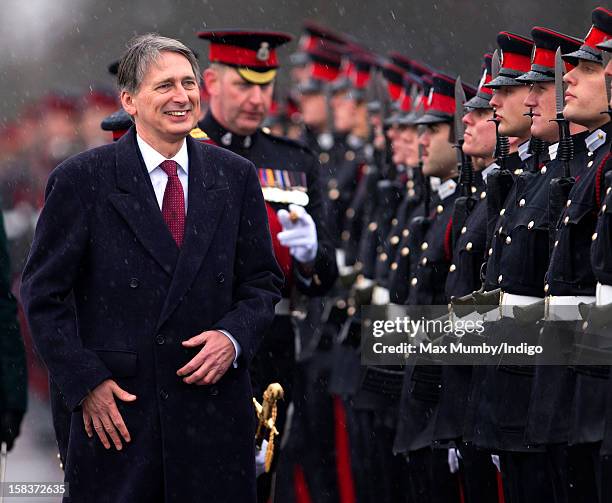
[
  {"x1": 108, "y1": 128, "x2": 179, "y2": 275},
  {"x1": 156, "y1": 136, "x2": 228, "y2": 328}
]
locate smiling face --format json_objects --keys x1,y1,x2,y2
[
  {"x1": 204, "y1": 65, "x2": 274, "y2": 135},
  {"x1": 563, "y1": 59, "x2": 609, "y2": 130},
  {"x1": 462, "y1": 107, "x2": 496, "y2": 164},
  {"x1": 523, "y1": 81, "x2": 558, "y2": 142},
  {"x1": 121, "y1": 51, "x2": 200, "y2": 154},
  {"x1": 489, "y1": 84, "x2": 531, "y2": 139}
]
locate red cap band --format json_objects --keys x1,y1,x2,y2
[
  {"x1": 428, "y1": 92, "x2": 455, "y2": 115},
  {"x1": 209, "y1": 43, "x2": 278, "y2": 68},
  {"x1": 584, "y1": 25, "x2": 610, "y2": 50},
  {"x1": 310, "y1": 62, "x2": 340, "y2": 82},
  {"x1": 387, "y1": 82, "x2": 402, "y2": 101},
  {"x1": 502, "y1": 52, "x2": 532, "y2": 73}
]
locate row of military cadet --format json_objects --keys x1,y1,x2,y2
[{"x1": 2, "y1": 7, "x2": 612, "y2": 503}]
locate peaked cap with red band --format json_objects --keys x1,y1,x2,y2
[
  {"x1": 485, "y1": 32, "x2": 534, "y2": 88},
  {"x1": 382, "y1": 61, "x2": 406, "y2": 101},
  {"x1": 198, "y1": 30, "x2": 292, "y2": 84},
  {"x1": 416, "y1": 73, "x2": 475, "y2": 125},
  {"x1": 516, "y1": 27, "x2": 582, "y2": 83},
  {"x1": 299, "y1": 21, "x2": 349, "y2": 52},
  {"x1": 465, "y1": 53, "x2": 494, "y2": 109},
  {"x1": 563, "y1": 7, "x2": 612, "y2": 65},
  {"x1": 101, "y1": 108, "x2": 133, "y2": 141}
]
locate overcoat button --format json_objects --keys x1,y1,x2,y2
[
  {"x1": 217, "y1": 273, "x2": 225, "y2": 284},
  {"x1": 129, "y1": 278, "x2": 139, "y2": 288},
  {"x1": 155, "y1": 334, "x2": 165, "y2": 345},
  {"x1": 209, "y1": 386, "x2": 219, "y2": 396},
  {"x1": 160, "y1": 389, "x2": 169, "y2": 400}
]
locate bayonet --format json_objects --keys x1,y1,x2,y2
[
  {"x1": 488, "y1": 50, "x2": 509, "y2": 170},
  {"x1": 453, "y1": 77, "x2": 473, "y2": 194},
  {"x1": 602, "y1": 51, "x2": 612, "y2": 117},
  {"x1": 551, "y1": 47, "x2": 573, "y2": 177}
]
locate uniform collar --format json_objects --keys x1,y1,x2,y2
[
  {"x1": 199, "y1": 110, "x2": 256, "y2": 150},
  {"x1": 136, "y1": 133, "x2": 188, "y2": 175},
  {"x1": 585, "y1": 126, "x2": 608, "y2": 153},
  {"x1": 518, "y1": 140, "x2": 532, "y2": 161},
  {"x1": 481, "y1": 161, "x2": 499, "y2": 184},
  {"x1": 437, "y1": 178, "x2": 458, "y2": 201}
]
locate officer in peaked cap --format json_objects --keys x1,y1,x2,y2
[
  {"x1": 523, "y1": 7, "x2": 612, "y2": 503},
  {"x1": 196, "y1": 29, "x2": 338, "y2": 503}
]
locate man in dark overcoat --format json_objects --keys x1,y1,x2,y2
[{"x1": 20, "y1": 34, "x2": 283, "y2": 503}]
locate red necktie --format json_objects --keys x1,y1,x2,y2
[{"x1": 160, "y1": 160, "x2": 185, "y2": 247}]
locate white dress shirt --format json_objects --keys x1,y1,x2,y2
[{"x1": 135, "y1": 133, "x2": 241, "y2": 366}]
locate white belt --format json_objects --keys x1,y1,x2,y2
[
  {"x1": 499, "y1": 292, "x2": 542, "y2": 318},
  {"x1": 275, "y1": 298, "x2": 291, "y2": 316},
  {"x1": 596, "y1": 283, "x2": 612, "y2": 306},
  {"x1": 372, "y1": 286, "x2": 390, "y2": 305},
  {"x1": 545, "y1": 295, "x2": 596, "y2": 321}
]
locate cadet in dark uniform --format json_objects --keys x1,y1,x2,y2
[
  {"x1": 394, "y1": 72, "x2": 472, "y2": 503},
  {"x1": 435, "y1": 52, "x2": 500, "y2": 503},
  {"x1": 524, "y1": 9, "x2": 612, "y2": 503},
  {"x1": 196, "y1": 30, "x2": 338, "y2": 502}
]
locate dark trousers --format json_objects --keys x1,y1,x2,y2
[
  {"x1": 458, "y1": 443, "x2": 498, "y2": 503},
  {"x1": 406, "y1": 447, "x2": 461, "y2": 503},
  {"x1": 498, "y1": 450, "x2": 555, "y2": 503}
]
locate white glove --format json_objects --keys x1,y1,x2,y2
[
  {"x1": 255, "y1": 439, "x2": 269, "y2": 478},
  {"x1": 448, "y1": 448, "x2": 460, "y2": 474},
  {"x1": 277, "y1": 204, "x2": 318, "y2": 263},
  {"x1": 491, "y1": 454, "x2": 501, "y2": 472}
]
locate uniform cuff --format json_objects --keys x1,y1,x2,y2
[{"x1": 218, "y1": 329, "x2": 241, "y2": 368}]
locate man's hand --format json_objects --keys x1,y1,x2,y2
[
  {"x1": 82, "y1": 379, "x2": 136, "y2": 451},
  {"x1": 177, "y1": 330, "x2": 235, "y2": 385},
  {"x1": 277, "y1": 204, "x2": 318, "y2": 264}
]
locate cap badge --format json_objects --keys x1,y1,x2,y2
[{"x1": 257, "y1": 42, "x2": 270, "y2": 62}]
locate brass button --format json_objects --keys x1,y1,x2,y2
[
  {"x1": 421, "y1": 257, "x2": 428, "y2": 266},
  {"x1": 401, "y1": 247, "x2": 410, "y2": 256},
  {"x1": 466, "y1": 242, "x2": 473, "y2": 251},
  {"x1": 391, "y1": 218, "x2": 398, "y2": 226},
  {"x1": 608, "y1": 187, "x2": 612, "y2": 195},
  {"x1": 602, "y1": 204, "x2": 607, "y2": 213},
  {"x1": 407, "y1": 180, "x2": 415, "y2": 189},
  {"x1": 461, "y1": 226, "x2": 467, "y2": 234},
  {"x1": 541, "y1": 166, "x2": 547, "y2": 174},
  {"x1": 319, "y1": 152, "x2": 330, "y2": 163},
  {"x1": 345, "y1": 150, "x2": 355, "y2": 161},
  {"x1": 328, "y1": 188, "x2": 340, "y2": 200},
  {"x1": 588, "y1": 151, "x2": 594, "y2": 157},
  {"x1": 519, "y1": 198, "x2": 525, "y2": 207},
  {"x1": 449, "y1": 264, "x2": 456, "y2": 272},
  {"x1": 505, "y1": 236, "x2": 511, "y2": 245},
  {"x1": 328, "y1": 179, "x2": 338, "y2": 189},
  {"x1": 368, "y1": 222, "x2": 378, "y2": 231},
  {"x1": 582, "y1": 321, "x2": 589, "y2": 331},
  {"x1": 341, "y1": 231, "x2": 350, "y2": 241},
  {"x1": 598, "y1": 132, "x2": 604, "y2": 140},
  {"x1": 488, "y1": 247, "x2": 493, "y2": 256},
  {"x1": 500, "y1": 208, "x2": 505, "y2": 216},
  {"x1": 391, "y1": 262, "x2": 398, "y2": 271},
  {"x1": 436, "y1": 204, "x2": 444, "y2": 214},
  {"x1": 499, "y1": 226, "x2": 503, "y2": 234},
  {"x1": 528, "y1": 220, "x2": 534, "y2": 229},
  {"x1": 411, "y1": 277, "x2": 418, "y2": 286},
  {"x1": 498, "y1": 274, "x2": 503, "y2": 283},
  {"x1": 390, "y1": 236, "x2": 400, "y2": 245},
  {"x1": 421, "y1": 242, "x2": 428, "y2": 251},
  {"x1": 346, "y1": 208, "x2": 355, "y2": 218},
  {"x1": 515, "y1": 169, "x2": 523, "y2": 175},
  {"x1": 566, "y1": 199, "x2": 571, "y2": 207},
  {"x1": 480, "y1": 191, "x2": 486, "y2": 199},
  {"x1": 564, "y1": 216, "x2": 570, "y2": 225},
  {"x1": 379, "y1": 253, "x2": 388, "y2": 261},
  {"x1": 588, "y1": 160, "x2": 594, "y2": 168},
  {"x1": 554, "y1": 240, "x2": 559, "y2": 247},
  {"x1": 544, "y1": 283, "x2": 549, "y2": 293},
  {"x1": 402, "y1": 229, "x2": 410, "y2": 237},
  {"x1": 471, "y1": 186, "x2": 477, "y2": 194},
  {"x1": 592, "y1": 232, "x2": 598, "y2": 241}
]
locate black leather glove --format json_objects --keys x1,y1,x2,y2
[{"x1": 0, "y1": 410, "x2": 24, "y2": 451}]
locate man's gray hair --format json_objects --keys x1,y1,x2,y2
[{"x1": 117, "y1": 33, "x2": 201, "y2": 94}]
